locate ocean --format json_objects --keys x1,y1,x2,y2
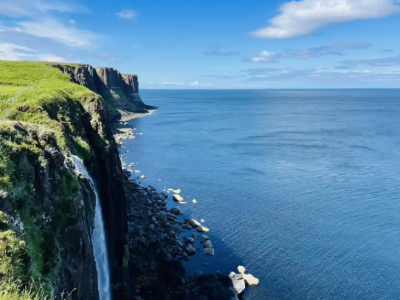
[{"x1": 121, "y1": 89, "x2": 400, "y2": 299}]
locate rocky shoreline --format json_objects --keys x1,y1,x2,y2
[
  {"x1": 113, "y1": 110, "x2": 156, "y2": 145},
  {"x1": 114, "y1": 110, "x2": 259, "y2": 300}
]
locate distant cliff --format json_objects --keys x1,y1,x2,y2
[{"x1": 51, "y1": 64, "x2": 155, "y2": 120}]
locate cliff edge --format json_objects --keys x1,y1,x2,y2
[
  {"x1": 0, "y1": 61, "x2": 128, "y2": 300},
  {"x1": 51, "y1": 64, "x2": 155, "y2": 120}
]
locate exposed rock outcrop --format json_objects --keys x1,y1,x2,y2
[
  {"x1": 51, "y1": 64, "x2": 99, "y2": 93},
  {"x1": 123, "y1": 73, "x2": 139, "y2": 93},
  {"x1": 52, "y1": 64, "x2": 155, "y2": 120},
  {"x1": 96, "y1": 67, "x2": 155, "y2": 116},
  {"x1": 0, "y1": 137, "x2": 99, "y2": 300}
]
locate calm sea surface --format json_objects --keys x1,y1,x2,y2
[{"x1": 122, "y1": 89, "x2": 400, "y2": 299}]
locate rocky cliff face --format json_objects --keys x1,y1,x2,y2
[
  {"x1": 0, "y1": 61, "x2": 130, "y2": 300},
  {"x1": 49, "y1": 63, "x2": 157, "y2": 299},
  {"x1": 51, "y1": 64, "x2": 99, "y2": 94},
  {"x1": 0, "y1": 125, "x2": 99, "y2": 299},
  {"x1": 83, "y1": 96, "x2": 127, "y2": 299},
  {"x1": 0, "y1": 97, "x2": 127, "y2": 300},
  {"x1": 95, "y1": 67, "x2": 154, "y2": 117},
  {"x1": 122, "y1": 74, "x2": 139, "y2": 94},
  {"x1": 53, "y1": 65, "x2": 154, "y2": 120}
]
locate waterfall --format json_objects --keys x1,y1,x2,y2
[{"x1": 69, "y1": 155, "x2": 112, "y2": 300}]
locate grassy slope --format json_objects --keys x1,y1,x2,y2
[{"x1": 0, "y1": 61, "x2": 104, "y2": 299}]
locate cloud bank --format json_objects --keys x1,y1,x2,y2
[
  {"x1": 251, "y1": 0, "x2": 400, "y2": 39},
  {"x1": 249, "y1": 42, "x2": 370, "y2": 63}
]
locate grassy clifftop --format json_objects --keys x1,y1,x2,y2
[
  {"x1": 0, "y1": 61, "x2": 109, "y2": 299},
  {"x1": 0, "y1": 61, "x2": 97, "y2": 133}
]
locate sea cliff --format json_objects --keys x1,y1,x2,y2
[{"x1": 0, "y1": 61, "x2": 243, "y2": 300}]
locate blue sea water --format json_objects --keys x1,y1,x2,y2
[{"x1": 122, "y1": 89, "x2": 400, "y2": 299}]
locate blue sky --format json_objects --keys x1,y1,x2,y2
[{"x1": 1, "y1": 0, "x2": 400, "y2": 88}]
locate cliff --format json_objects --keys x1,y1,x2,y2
[
  {"x1": 0, "y1": 61, "x2": 128, "y2": 299},
  {"x1": 51, "y1": 64, "x2": 155, "y2": 120},
  {"x1": 0, "y1": 61, "x2": 239, "y2": 300}
]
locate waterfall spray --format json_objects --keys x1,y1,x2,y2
[{"x1": 69, "y1": 155, "x2": 112, "y2": 300}]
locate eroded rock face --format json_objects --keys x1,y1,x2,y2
[
  {"x1": 52, "y1": 64, "x2": 155, "y2": 120},
  {"x1": 34, "y1": 147, "x2": 99, "y2": 300},
  {"x1": 96, "y1": 67, "x2": 123, "y2": 89},
  {"x1": 51, "y1": 64, "x2": 99, "y2": 93},
  {"x1": 123, "y1": 74, "x2": 139, "y2": 94},
  {"x1": 95, "y1": 67, "x2": 152, "y2": 114}
]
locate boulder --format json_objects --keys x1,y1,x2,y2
[
  {"x1": 243, "y1": 274, "x2": 259, "y2": 286},
  {"x1": 229, "y1": 272, "x2": 245, "y2": 295},
  {"x1": 185, "y1": 237, "x2": 195, "y2": 244},
  {"x1": 203, "y1": 240, "x2": 213, "y2": 248},
  {"x1": 185, "y1": 245, "x2": 196, "y2": 256},
  {"x1": 173, "y1": 194, "x2": 184, "y2": 202},
  {"x1": 172, "y1": 239, "x2": 184, "y2": 248},
  {"x1": 237, "y1": 266, "x2": 246, "y2": 274},
  {"x1": 202, "y1": 235, "x2": 209, "y2": 240},
  {"x1": 192, "y1": 199, "x2": 198, "y2": 204},
  {"x1": 170, "y1": 207, "x2": 184, "y2": 215},
  {"x1": 203, "y1": 248, "x2": 215, "y2": 256},
  {"x1": 197, "y1": 226, "x2": 210, "y2": 233},
  {"x1": 157, "y1": 250, "x2": 172, "y2": 262},
  {"x1": 187, "y1": 219, "x2": 201, "y2": 227}
]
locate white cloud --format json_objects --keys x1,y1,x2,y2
[
  {"x1": 251, "y1": 51, "x2": 278, "y2": 62},
  {"x1": 40, "y1": 54, "x2": 66, "y2": 62},
  {"x1": 116, "y1": 9, "x2": 138, "y2": 20},
  {"x1": 242, "y1": 67, "x2": 400, "y2": 81},
  {"x1": 161, "y1": 82, "x2": 186, "y2": 86},
  {"x1": 251, "y1": 0, "x2": 400, "y2": 39},
  {"x1": 190, "y1": 81, "x2": 213, "y2": 87},
  {"x1": 0, "y1": 19, "x2": 98, "y2": 48},
  {"x1": 339, "y1": 55, "x2": 400, "y2": 66},
  {"x1": 0, "y1": 43, "x2": 36, "y2": 60},
  {"x1": 0, "y1": 0, "x2": 88, "y2": 17},
  {"x1": 249, "y1": 42, "x2": 370, "y2": 63},
  {"x1": 0, "y1": 42, "x2": 66, "y2": 61}
]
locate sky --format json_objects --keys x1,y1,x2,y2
[{"x1": 0, "y1": 0, "x2": 400, "y2": 89}]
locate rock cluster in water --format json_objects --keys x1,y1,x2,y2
[{"x1": 122, "y1": 170, "x2": 243, "y2": 299}]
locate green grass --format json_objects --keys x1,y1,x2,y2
[
  {"x1": 0, "y1": 61, "x2": 96, "y2": 120},
  {"x1": 0, "y1": 60, "x2": 110, "y2": 299},
  {"x1": 0, "y1": 213, "x2": 49, "y2": 300},
  {"x1": 0, "y1": 60, "x2": 102, "y2": 158}
]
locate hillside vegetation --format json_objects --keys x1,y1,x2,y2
[{"x1": 0, "y1": 61, "x2": 107, "y2": 299}]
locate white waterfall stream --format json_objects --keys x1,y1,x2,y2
[{"x1": 69, "y1": 155, "x2": 112, "y2": 300}]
